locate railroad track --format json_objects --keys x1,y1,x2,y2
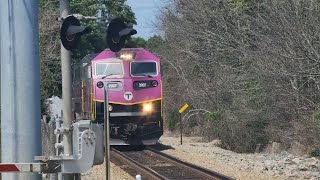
[{"x1": 110, "y1": 146, "x2": 235, "y2": 180}]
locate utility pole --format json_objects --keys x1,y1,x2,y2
[
  {"x1": 0, "y1": 1, "x2": 41, "y2": 180},
  {"x1": 60, "y1": 0, "x2": 75, "y2": 179}
]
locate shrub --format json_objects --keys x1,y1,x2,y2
[{"x1": 167, "y1": 110, "x2": 179, "y2": 131}]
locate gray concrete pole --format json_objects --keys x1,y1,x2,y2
[
  {"x1": 60, "y1": 1, "x2": 77, "y2": 179},
  {"x1": 60, "y1": 0, "x2": 73, "y2": 158},
  {"x1": 0, "y1": 1, "x2": 41, "y2": 180}
]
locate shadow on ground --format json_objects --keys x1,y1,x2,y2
[
  {"x1": 148, "y1": 143, "x2": 175, "y2": 151},
  {"x1": 111, "y1": 145, "x2": 146, "y2": 151},
  {"x1": 111, "y1": 142, "x2": 174, "y2": 152}
]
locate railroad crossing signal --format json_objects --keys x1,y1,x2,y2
[
  {"x1": 60, "y1": 15, "x2": 92, "y2": 50},
  {"x1": 107, "y1": 18, "x2": 137, "y2": 52}
]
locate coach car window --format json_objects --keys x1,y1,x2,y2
[
  {"x1": 131, "y1": 62, "x2": 157, "y2": 76},
  {"x1": 96, "y1": 62, "x2": 123, "y2": 77}
]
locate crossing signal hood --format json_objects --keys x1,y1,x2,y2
[
  {"x1": 107, "y1": 18, "x2": 137, "y2": 52},
  {"x1": 60, "y1": 15, "x2": 92, "y2": 50}
]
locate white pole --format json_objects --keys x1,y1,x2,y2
[
  {"x1": 104, "y1": 84, "x2": 110, "y2": 180},
  {"x1": 136, "y1": 174, "x2": 142, "y2": 180},
  {"x1": 60, "y1": 0, "x2": 73, "y2": 158},
  {"x1": 60, "y1": 0, "x2": 76, "y2": 179},
  {"x1": 0, "y1": 0, "x2": 41, "y2": 179}
]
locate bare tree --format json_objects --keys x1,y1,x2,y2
[
  {"x1": 39, "y1": 1, "x2": 62, "y2": 114},
  {"x1": 250, "y1": 0, "x2": 320, "y2": 148},
  {"x1": 157, "y1": 0, "x2": 320, "y2": 153}
]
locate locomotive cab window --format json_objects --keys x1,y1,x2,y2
[
  {"x1": 130, "y1": 61, "x2": 157, "y2": 76},
  {"x1": 95, "y1": 62, "x2": 123, "y2": 78}
]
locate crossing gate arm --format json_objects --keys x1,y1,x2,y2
[{"x1": 0, "y1": 163, "x2": 47, "y2": 173}]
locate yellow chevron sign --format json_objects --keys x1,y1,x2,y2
[{"x1": 179, "y1": 103, "x2": 189, "y2": 113}]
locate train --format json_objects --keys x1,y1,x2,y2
[{"x1": 72, "y1": 48, "x2": 163, "y2": 145}]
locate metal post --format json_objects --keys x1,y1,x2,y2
[
  {"x1": 180, "y1": 113, "x2": 182, "y2": 145},
  {"x1": 56, "y1": 116, "x2": 63, "y2": 180},
  {"x1": 60, "y1": 0, "x2": 75, "y2": 179},
  {"x1": 104, "y1": 84, "x2": 110, "y2": 180},
  {"x1": 0, "y1": 1, "x2": 41, "y2": 180}
]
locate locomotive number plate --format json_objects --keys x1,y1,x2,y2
[
  {"x1": 138, "y1": 82, "x2": 147, "y2": 88},
  {"x1": 108, "y1": 83, "x2": 119, "y2": 89},
  {"x1": 134, "y1": 81, "x2": 150, "y2": 90},
  {"x1": 133, "y1": 80, "x2": 156, "y2": 90}
]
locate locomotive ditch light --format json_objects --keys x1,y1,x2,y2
[
  {"x1": 60, "y1": 15, "x2": 92, "y2": 50},
  {"x1": 107, "y1": 18, "x2": 137, "y2": 52},
  {"x1": 108, "y1": 105, "x2": 113, "y2": 112}
]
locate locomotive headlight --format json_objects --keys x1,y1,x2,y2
[
  {"x1": 116, "y1": 52, "x2": 136, "y2": 60},
  {"x1": 108, "y1": 105, "x2": 113, "y2": 111},
  {"x1": 120, "y1": 53, "x2": 133, "y2": 60},
  {"x1": 143, "y1": 103, "x2": 153, "y2": 112}
]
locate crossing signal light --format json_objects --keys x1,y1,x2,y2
[
  {"x1": 60, "y1": 15, "x2": 92, "y2": 50},
  {"x1": 107, "y1": 18, "x2": 137, "y2": 52}
]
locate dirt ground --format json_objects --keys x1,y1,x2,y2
[
  {"x1": 82, "y1": 131, "x2": 320, "y2": 180},
  {"x1": 158, "y1": 132, "x2": 285, "y2": 180}
]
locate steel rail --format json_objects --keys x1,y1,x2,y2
[
  {"x1": 146, "y1": 147, "x2": 236, "y2": 180},
  {"x1": 110, "y1": 148, "x2": 169, "y2": 180}
]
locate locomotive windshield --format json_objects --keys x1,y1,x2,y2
[
  {"x1": 131, "y1": 61, "x2": 157, "y2": 76},
  {"x1": 95, "y1": 62, "x2": 123, "y2": 77}
]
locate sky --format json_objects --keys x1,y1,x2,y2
[{"x1": 126, "y1": 0, "x2": 166, "y2": 39}]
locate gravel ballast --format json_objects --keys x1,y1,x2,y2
[
  {"x1": 81, "y1": 132, "x2": 320, "y2": 180},
  {"x1": 159, "y1": 132, "x2": 320, "y2": 180}
]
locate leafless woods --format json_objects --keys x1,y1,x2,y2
[{"x1": 157, "y1": 0, "x2": 320, "y2": 153}]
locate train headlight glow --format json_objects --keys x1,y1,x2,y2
[
  {"x1": 143, "y1": 103, "x2": 153, "y2": 112},
  {"x1": 108, "y1": 105, "x2": 113, "y2": 111},
  {"x1": 120, "y1": 53, "x2": 133, "y2": 60}
]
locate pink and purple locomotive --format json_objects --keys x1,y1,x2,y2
[{"x1": 72, "y1": 48, "x2": 163, "y2": 145}]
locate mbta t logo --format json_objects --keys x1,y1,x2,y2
[{"x1": 124, "y1": 92, "x2": 133, "y2": 101}]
